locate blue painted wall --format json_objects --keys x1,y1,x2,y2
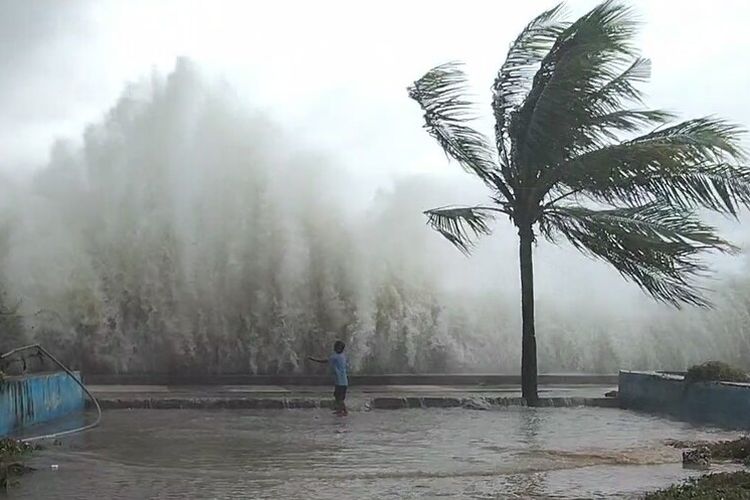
[
  {"x1": 0, "y1": 371, "x2": 85, "y2": 436},
  {"x1": 619, "y1": 370, "x2": 750, "y2": 428}
]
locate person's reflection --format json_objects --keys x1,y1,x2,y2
[
  {"x1": 501, "y1": 408, "x2": 545, "y2": 498},
  {"x1": 521, "y1": 408, "x2": 542, "y2": 450}
]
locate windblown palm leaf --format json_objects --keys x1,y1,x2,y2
[
  {"x1": 492, "y1": 4, "x2": 568, "y2": 171},
  {"x1": 410, "y1": 0, "x2": 750, "y2": 306},
  {"x1": 407, "y1": 0, "x2": 750, "y2": 401},
  {"x1": 424, "y1": 206, "x2": 498, "y2": 255},
  {"x1": 553, "y1": 118, "x2": 750, "y2": 215},
  {"x1": 540, "y1": 203, "x2": 736, "y2": 307},
  {"x1": 407, "y1": 62, "x2": 511, "y2": 199}
]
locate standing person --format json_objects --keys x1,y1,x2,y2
[{"x1": 308, "y1": 340, "x2": 348, "y2": 416}]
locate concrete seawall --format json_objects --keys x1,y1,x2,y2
[
  {"x1": 619, "y1": 370, "x2": 750, "y2": 428},
  {"x1": 87, "y1": 384, "x2": 618, "y2": 410},
  {"x1": 84, "y1": 373, "x2": 618, "y2": 386},
  {"x1": 91, "y1": 395, "x2": 617, "y2": 410},
  {"x1": 0, "y1": 371, "x2": 85, "y2": 436}
]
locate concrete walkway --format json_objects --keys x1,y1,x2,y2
[
  {"x1": 87, "y1": 384, "x2": 618, "y2": 410},
  {"x1": 84, "y1": 374, "x2": 618, "y2": 385},
  {"x1": 89, "y1": 383, "x2": 614, "y2": 397}
]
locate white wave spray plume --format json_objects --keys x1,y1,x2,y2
[{"x1": 0, "y1": 59, "x2": 749, "y2": 375}]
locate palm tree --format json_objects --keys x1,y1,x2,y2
[{"x1": 407, "y1": 0, "x2": 750, "y2": 404}]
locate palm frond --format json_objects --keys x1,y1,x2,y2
[
  {"x1": 591, "y1": 57, "x2": 652, "y2": 109},
  {"x1": 540, "y1": 202, "x2": 736, "y2": 307},
  {"x1": 512, "y1": 0, "x2": 641, "y2": 170},
  {"x1": 492, "y1": 4, "x2": 568, "y2": 168},
  {"x1": 408, "y1": 63, "x2": 512, "y2": 200},
  {"x1": 572, "y1": 109, "x2": 674, "y2": 152},
  {"x1": 424, "y1": 206, "x2": 497, "y2": 254},
  {"x1": 551, "y1": 117, "x2": 750, "y2": 215},
  {"x1": 632, "y1": 117, "x2": 746, "y2": 160}
]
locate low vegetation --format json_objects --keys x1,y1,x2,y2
[
  {"x1": 644, "y1": 472, "x2": 750, "y2": 500},
  {"x1": 0, "y1": 438, "x2": 33, "y2": 490},
  {"x1": 684, "y1": 361, "x2": 748, "y2": 384},
  {"x1": 669, "y1": 436, "x2": 750, "y2": 465},
  {"x1": 649, "y1": 438, "x2": 750, "y2": 498},
  {"x1": 706, "y1": 437, "x2": 750, "y2": 464}
]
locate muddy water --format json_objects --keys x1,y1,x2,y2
[{"x1": 10, "y1": 407, "x2": 739, "y2": 499}]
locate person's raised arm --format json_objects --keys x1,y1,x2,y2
[{"x1": 307, "y1": 356, "x2": 328, "y2": 364}]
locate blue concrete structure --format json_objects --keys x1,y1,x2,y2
[
  {"x1": 0, "y1": 371, "x2": 85, "y2": 436},
  {"x1": 619, "y1": 370, "x2": 750, "y2": 428}
]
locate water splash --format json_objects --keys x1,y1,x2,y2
[
  {"x1": 1, "y1": 60, "x2": 504, "y2": 374},
  {"x1": 1, "y1": 59, "x2": 749, "y2": 375}
]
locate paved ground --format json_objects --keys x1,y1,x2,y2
[
  {"x1": 88, "y1": 383, "x2": 614, "y2": 398},
  {"x1": 84, "y1": 374, "x2": 619, "y2": 385}
]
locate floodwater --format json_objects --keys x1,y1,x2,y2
[{"x1": 10, "y1": 407, "x2": 739, "y2": 499}]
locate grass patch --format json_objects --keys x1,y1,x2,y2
[
  {"x1": 708, "y1": 437, "x2": 750, "y2": 463},
  {"x1": 684, "y1": 361, "x2": 748, "y2": 384},
  {"x1": 669, "y1": 437, "x2": 750, "y2": 462},
  {"x1": 645, "y1": 471, "x2": 750, "y2": 499},
  {"x1": 0, "y1": 439, "x2": 31, "y2": 457},
  {"x1": 0, "y1": 438, "x2": 34, "y2": 490},
  {"x1": 654, "y1": 439, "x2": 750, "y2": 498}
]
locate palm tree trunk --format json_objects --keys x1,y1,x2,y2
[{"x1": 519, "y1": 223, "x2": 538, "y2": 404}]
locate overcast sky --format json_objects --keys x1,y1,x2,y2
[
  {"x1": 2, "y1": 0, "x2": 749, "y2": 176},
  {"x1": 1, "y1": 0, "x2": 749, "y2": 311}
]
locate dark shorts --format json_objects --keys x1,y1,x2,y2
[{"x1": 333, "y1": 385, "x2": 347, "y2": 401}]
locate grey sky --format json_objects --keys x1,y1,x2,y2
[
  {"x1": 1, "y1": 0, "x2": 749, "y2": 312},
  {"x1": 2, "y1": 0, "x2": 749, "y2": 174}
]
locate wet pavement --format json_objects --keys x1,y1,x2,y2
[{"x1": 10, "y1": 406, "x2": 740, "y2": 499}]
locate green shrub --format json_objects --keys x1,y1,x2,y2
[
  {"x1": 707, "y1": 437, "x2": 750, "y2": 461},
  {"x1": 684, "y1": 361, "x2": 748, "y2": 384},
  {"x1": 0, "y1": 439, "x2": 31, "y2": 458}
]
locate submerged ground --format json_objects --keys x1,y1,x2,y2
[{"x1": 9, "y1": 407, "x2": 739, "y2": 499}]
